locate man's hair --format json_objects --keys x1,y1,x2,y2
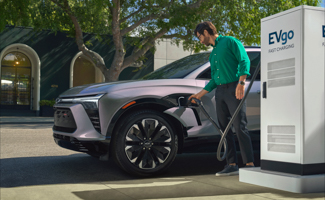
[{"x1": 194, "y1": 21, "x2": 218, "y2": 36}]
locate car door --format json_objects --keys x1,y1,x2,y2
[
  {"x1": 245, "y1": 51, "x2": 261, "y2": 130},
  {"x1": 194, "y1": 50, "x2": 261, "y2": 132},
  {"x1": 164, "y1": 50, "x2": 261, "y2": 137},
  {"x1": 193, "y1": 66, "x2": 221, "y2": 137}
]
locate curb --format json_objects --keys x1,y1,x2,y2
[{"x1": 0, "y1": 122, "x2": 54, "y2": 125}]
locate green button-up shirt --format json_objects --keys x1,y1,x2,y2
[{"x1": 203, "y1": 35, "x2": 250, "y2": 92}]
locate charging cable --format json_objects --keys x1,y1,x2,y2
[{"x1": 187, "y1": 62, "x2": 261, "y2": 161}]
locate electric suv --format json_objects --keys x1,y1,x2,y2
[{"x1": 53, "y1": 47, "x2": 261, "y2": 176}]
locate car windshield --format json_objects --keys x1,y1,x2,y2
[{"x1": 140, "y1": 52, "x2": 210, "y2": 80}]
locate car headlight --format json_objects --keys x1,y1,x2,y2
[{"x1": 56, "y1": 94, "x2": 105, "y2": 107}]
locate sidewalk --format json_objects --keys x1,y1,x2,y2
[{"x1": 0, "y1": 116, "x2": 54, "y2": 124}]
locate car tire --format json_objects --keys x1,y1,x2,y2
[{"x1": 111, "y1": 109, "x2": 178, "y2": 176}]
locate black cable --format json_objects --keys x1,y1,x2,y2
[{"x1": 188, "y1": 61, "x2": 261, "y2": 161}]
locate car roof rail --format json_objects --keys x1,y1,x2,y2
[{"x1": 244, "y1": 46, "x2": 261, "y2": 48}]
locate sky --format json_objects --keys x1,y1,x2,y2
[{"x1": 322, "y1": 0, "x2": 325, "y2": 7}]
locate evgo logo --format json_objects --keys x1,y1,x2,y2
[{"x1": 269, "y1": 30, "x2": 294, "y2": 45}]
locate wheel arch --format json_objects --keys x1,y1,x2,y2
[{"x1": 108, "y1": 98, "x2": 187, "y2": 156}]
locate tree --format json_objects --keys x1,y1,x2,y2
[{"x1": 0, "y1": 0, "x2": 320, "y2": 82}]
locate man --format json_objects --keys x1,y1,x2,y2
[{"x1": 189, "y1": 21, "x2": 254, "y2": 176}]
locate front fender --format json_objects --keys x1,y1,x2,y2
[{"x1": 164, "y1": 107, "x2": 201, "y2": 128}]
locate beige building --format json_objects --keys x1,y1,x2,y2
[
  {"x1": 154, "y1": 39, "x2": 212, "y2": 70},
  {"x1": 154, "y1": 39, "x2": 193, "y2": 70}
]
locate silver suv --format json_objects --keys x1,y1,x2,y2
[{"x1": 53, "y1": 47, "x2": 261, "y2": 176}]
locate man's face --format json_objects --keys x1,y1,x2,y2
[{"x1": 197, "y1": 30, "x2": 210, "y2": 46}]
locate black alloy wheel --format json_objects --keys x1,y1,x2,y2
[{"x1": 112, "y1": 109, "x2": 178, "y2": 176}]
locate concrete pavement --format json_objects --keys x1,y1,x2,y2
[
  {"x1": 2, "y1": 176, "x2": 325, "y2": 200},
  {"x1": 0, "y1": 116, "x2": 324, "y2": 200}
]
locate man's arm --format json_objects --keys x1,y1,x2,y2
[
  {"x1": 230, "y1": 38, "x2": 250, "y2": 100},
  {"x1": 229, "y1": 38, "x2": 250, "y2": 78}
]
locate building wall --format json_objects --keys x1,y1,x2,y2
[
  {"x1": 0, "y1": 26, "x2": 154, "y2": 111},
  {"x1": 154, "y1": 39, "x2": 193, "y2": 70},
  {"x1": 0, "y1": 27, "x2": 198, "y2": 112}
]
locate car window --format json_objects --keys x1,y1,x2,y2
[
  {"x1": 196, "y1": 51, "x2": 260, "y2": 81},
  {"x1": 140, "y1": 52, "x2": 210, "y2": 80},
  {"x1": 247, "y1": 51, "x2": 261, "y2": 81},
  {"x1": 196, "y1": 65, "x2": 211, "y2": 79}
]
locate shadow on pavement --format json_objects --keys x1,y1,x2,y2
[
  {"x1": 0, "y1": 152, "x2": 260, "y2": 188},
  {"x1": 1, "y1": 154, "x2": 131, "y2": 187}
]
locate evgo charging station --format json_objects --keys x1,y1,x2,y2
[{"x1": 240, "y1": 5, "x2": 325, "y2": 193}]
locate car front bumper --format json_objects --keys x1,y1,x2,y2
[{"x1": 52, "y1": 103, "x2": 108, "y2": 153}]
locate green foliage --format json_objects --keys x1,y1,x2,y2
[
  {"x1": 2, "y1": 0, "x2": 321, "y2": 47},
  {"x1": 1, "y1": 0, "x2": 321, "y2": 76},
  {"x1": 85, "y1": 40, "x2": 93, "y2": 47},
  {"x1": 39, "y1": 99, "x2": 56, "y2": 107},
  {"x1": 181, "y1": 0, "x2": 321, "y2": 50},
  {"x1": 0, "y1": 0, "x2": 33, "y2": 30}
]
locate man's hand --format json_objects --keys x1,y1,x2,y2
[
  {"x1": 236, "y1": 75, "x2": 247, "y2": 100},
  {"x1": 188, "y1": 89, "x2": 209, "y2": 103},
  {"x1": 236, "y1": 84, "x2": 245, "y2": 100}
]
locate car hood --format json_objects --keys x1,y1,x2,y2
[{"x1": 59, "y1": 79, "x2": 194, "y2": 97}]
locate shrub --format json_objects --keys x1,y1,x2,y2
[{"x1": 39, "y1": 99, "x2": 56, "y2": 107}]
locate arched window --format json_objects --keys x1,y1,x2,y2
[
  {"x1": 73, "y1": 55, "x2": 95, "y2": 87},
  {"x1": 72, "y1": 54, "x2": 104, "y2": 87},
  {"x1": 1, "y1": 52, "x2": 31, "y2": 107}
]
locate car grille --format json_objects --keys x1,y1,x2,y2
[
  {"x1": 53, "y1": 133, "x2": 71, "y2": 141},
  {"x1": 53, "y1": 134, "x2": 89, "y2": 152},
  {"x1": 53, "y1": 125, "x2": 76, "y2": 133},
  {"x1": 85, "y1": 109, "x2": 101, "y2": 133},
  {"x1": 53, "y1": 108, "x2": 77, "y2": 133},
  {"x1": 55, "y1": 100, "x2": 101, "y2": 133},
  {"x1": 90, "y1": 115, "x2": 100, "y2": 132},
  {"x1": 70, "y1": 138, "x2": 89, "y2": 152}
]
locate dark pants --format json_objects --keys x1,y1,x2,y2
[{"x1": 215, "y1": 81, "x2": 254, "y2": 164}]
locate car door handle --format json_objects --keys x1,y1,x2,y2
[{"x1": 263, "y1": 82, "x2": 267, "y2": 98}]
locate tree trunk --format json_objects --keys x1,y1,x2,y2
[
  {"x1": 107, "y1": 62, "x2": 122, "y2": 81},
  {"x1": 51, "y1": 0, "x2": 209, "y2": 83},
  {"x1": 71, "y1": 15, "x2": 110, "y2": 80},
  {"x1": 108, "y1": 0, "x2": 125, "y2": 82},
  {"x1": 57, "y1": 0, "x2": 110, "y2": 82}
]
